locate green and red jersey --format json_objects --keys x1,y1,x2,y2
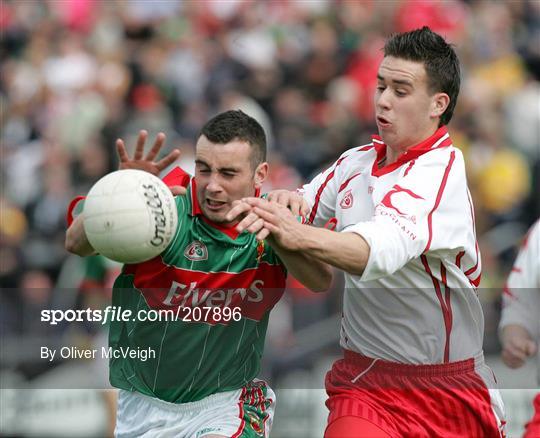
[{"x1": 109, "y1": 170, "x2": 286, "y2": 403}]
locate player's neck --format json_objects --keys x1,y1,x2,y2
[{"x1": 385, "y1": 126, "x2": 440, "y2": 165}]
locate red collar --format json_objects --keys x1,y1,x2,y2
[
  {"x1": 371, "y1": 126, "x2": 452, "y2": 177},
  {"x1": 189, "y1": 179, "x2": 261, "y2": 239}
]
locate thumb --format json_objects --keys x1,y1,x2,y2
[
  {"x1": 170, "y1": 186, "x2": 187, "y2": 196},
  {"x1": 525, "y1": 340, "x2": 538, "y2": 357}
]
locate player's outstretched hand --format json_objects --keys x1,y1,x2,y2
[
  {"x1": 116, "y1": 130, "x2": 185, "y2": 196},
  {"x1": 501, "y1": 325, "x2": 538, "y2": 369},
  {"x1": 235, "y1": 197, "x2": 303, "y2": 249},
  {"x1": 267, "y1": 189, "x2": 310, "y2": 217}
]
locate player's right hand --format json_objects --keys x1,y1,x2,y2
[
  {"x1": 116, "y1": 130, "x2": 186, "y2": 196},
  {"x1": 266, "y1": 190, "x2": 310, "y2": 217},
  {"x1": 501, "y1": 325, "x2": 538, "y2": 368}
]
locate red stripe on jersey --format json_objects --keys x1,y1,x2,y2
[
  {"x1": 511, "y1": 267, "x2": 522, "y2": 273},
  {"x1": 464, "y1": 241, "x2": 480, "y2": 276},
  {"x1": 124, "y1": 258, "x2": 286, "y2": 324},
  {"x1": 441, "y1": 262, "x2": 453, "y2": 361},
  {"x1": 462, "y1": 191, "x2": 481, "y2": 285},
  {"x1": 403, "y1": 159, "x2": 416, "y2": 177},
  {"x1": 231, "y1": 387, "x2": 247, "y2": 438},
  {"x1": 421, "y1": 255, "x2": 452, "y2": 363},
  {"x1": 308, "y1": 156, "x2": 347, "y2": 224},
  {"x1": 424, "y1": 151, "x2": 456, "y2": 252},
  {"x1": 338, "y1": 172, "x2": 362, "y2": 193},
  {"x1": 455, "y1": 251, "x2": 465, "y2": 269},
  {"x1": 357, "y1": 145, "x2": 374, "y2": 152}
]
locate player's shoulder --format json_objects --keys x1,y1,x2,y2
[
  {"x1": 524, "y1": 219, "x2": 540, "y2": 250},
  {"x1": 413, "y1": 143, "x2": 466, "y2": 175},
  {"x1": 333, "y1": 142, "x2": 376, "y2": 170}
]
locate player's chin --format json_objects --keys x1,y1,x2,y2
[{"x1": 202, "y1": 206, "x2": 230, "y2": 224}]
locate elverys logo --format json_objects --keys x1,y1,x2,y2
[{"x1": 184, "y1": 241, "x2": 208, "y2": 261}]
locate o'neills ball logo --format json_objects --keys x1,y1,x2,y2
[
  {"x1": 184, "y1": 241, "x2": 208, "y2": 261},
  {"x1": 142, "y1": 183, "x2": 168, "y2": 247}
]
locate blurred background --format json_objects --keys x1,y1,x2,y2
[{"x1": 1, "y1": 0, "x2": 539, "y2": 436}]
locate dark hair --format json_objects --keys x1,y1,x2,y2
[
  {"x1": 384, "y1": 26, "x2": 460, "y2": 126},
  {"x1": 199, "y1": 110, "x2": 267, "y2": 168}
]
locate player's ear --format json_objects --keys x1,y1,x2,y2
[
  {"x1": 430, "y1": 92, "x2": 450, "y2": 119},
  {"x1": 253, "y1": 162, "x2": 268, "y2": 189}
]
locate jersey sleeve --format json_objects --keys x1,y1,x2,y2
[
  {"x1": 499, "y1": 220, "x2": 540, "y2": 339},
  {"x1": 342, "y1": 149, "x2": 468, "y2": 281},
  {"x1": 161, "y1": 189, "x2": 190, "y2": 259},
  {"x1": 300, "y1": 153, "x2": 348, "y2": 228}
]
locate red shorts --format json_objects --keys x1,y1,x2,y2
[
  {"x1": 325, "y1": 350, "x2": 505, "y2": 437},
  {"x1": 524, "y1": 393, "x2": 540, "y2": 438}
]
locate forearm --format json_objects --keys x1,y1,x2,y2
[
  {"x1": 268, "y1": 239, "x2": 332, "y2": 292},
  {"x1": 65, "y1": 214, "x2": 96, "y2": 257},
  {"x1": 296, "y1": 225, "x2": 370, "y2": 276}
]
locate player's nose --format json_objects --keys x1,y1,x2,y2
[{"x1": 375, "y1": 89, "x2": 392, "y2": 111}]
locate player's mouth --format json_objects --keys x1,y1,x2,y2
[
  {"x1": 376, "y1": 115, "x2": 392, "y2": 128},
  {"x1": 206, "y1": 199, "x2": 228, "y2": 211}
]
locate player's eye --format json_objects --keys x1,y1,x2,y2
[
  {"x1": 395, "y1": 89, "x2": 407, "y2": 97},
  {"x1": 376, "y1": 85, "x2": 385, "y2": 92}
]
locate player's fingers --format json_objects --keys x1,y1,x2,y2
[
  {"x1": 226, "y1": 202, "x2": 252, "y2": 222},
  {"x1": 243, "y1": 197, "x2": 266, "y2": 207},
  {"x1": 263, "y1": 221, "x2": 279, "y2": 234},
  {"x1": 236, "y1": 212, "x2": 262, "y2": 233},
  {"x1": 134, "y1": 130, "x2": 148, "y2": 160},
  {"x1": 506, "y1": 342, "x2": 528, "y2": 361},
  {"x1": 247, "y1": 218, "x2": 265, "y2": 234},
  {"x1": 275, "y1": 192, "x2": 291, "y2": 207},
  {"x1": 256, "y1": 227, "x2": 270, "y2": 241},
  {"x1": 502, "y1": 349, "x2": 524, "y2": 368},
  {"x1": 170, "y1": 186, "x2": 187, "y2": 196},
  {"x1": 155, "y1": 149, "x2": 180, "y2": 171},
  {"x1": 525, "y1": 340, "x2": 538, "y2": 357},
  {"x1": 300, "y1": 199, "x2": 310, "y2": 216},
  {"x1": 116, "y1": 139, "x2": 130, "y2": 163},
  {"x1": 253, "y1": 206, "x2": 279, "y2": 225},
  {"x1": 289, "y1": 198, "x2": 301, "y2": 216},
  {"x1": 145, "y1": 132, "x2": 166, "y2": 161}
]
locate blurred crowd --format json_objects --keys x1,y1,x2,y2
[{"x1": 1, "y1": 0, "x2": 539, "y2": 368}]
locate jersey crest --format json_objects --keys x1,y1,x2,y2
[
  {"x1": 340, "y1": 189, "x2": 354, "y2": 209},
  {"x1": 184, "y1": 241, "x2": 208, "y2": 261}
]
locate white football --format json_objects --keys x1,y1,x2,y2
[{"x1": 83, "y1": 169, "x2": 178, "y2": 264}]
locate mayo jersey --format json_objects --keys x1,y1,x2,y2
[
  {"x1": 109, "y1": 179, "x2": 286, "y2": 403},
  {"x1": 301, "y1": 126, "x2": 483, "y2": 364},
  {"x1": 499, "y1": 219, "x2": 540, "y2": 383}
]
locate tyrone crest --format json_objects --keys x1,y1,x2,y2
[
  {"x1": 340, "y1": 189, "x2": 354, "y2": 209},
  {"x1": 184, "y1": 241, "x2": 208, "y2": 261}
]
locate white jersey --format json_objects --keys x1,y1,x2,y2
[
  {"x1": 499, "y1": 219, "x2": 540, "y2": 383},
  {"x1": 301, "y1": 126, "x2": 484, "y2": 364}
]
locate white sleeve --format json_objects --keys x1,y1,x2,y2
[
  {"x1": 499, "y1": 221, "x2": 540, "y2": 339},
  {"x1": 299, "y1": 154, "x2": 347, "y2": 228},
  {"x1": 343, "y1": 149, "x2": 468, "y2": 281}
]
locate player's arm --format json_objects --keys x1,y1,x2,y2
[
  {"x1": 267, "y1": 236, "x2": 333, "y2": 292},
  {"x1": 65, "y1": 214, "x2": 96, "y2": 257},
  {"x1": 499, "y1": 221, "x2": 540, "y2": 368},
  {"x1": 232, "y1": 199, "x2": 369, "y2": 276}
]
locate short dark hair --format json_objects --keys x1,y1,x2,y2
[
  {"x1": 199, "y1": 110, "x2": 267, "y2": 168},
  {"x1": 384, "y1": 26, "x2": 460, "y2": 126}
]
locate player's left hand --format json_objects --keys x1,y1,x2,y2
[
  {"x1": 235, "y1": 197, "x2": 303, "y2": 250},
  {"x1": 116, "y1": 130, "x2": 185, "y2": 196}
]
